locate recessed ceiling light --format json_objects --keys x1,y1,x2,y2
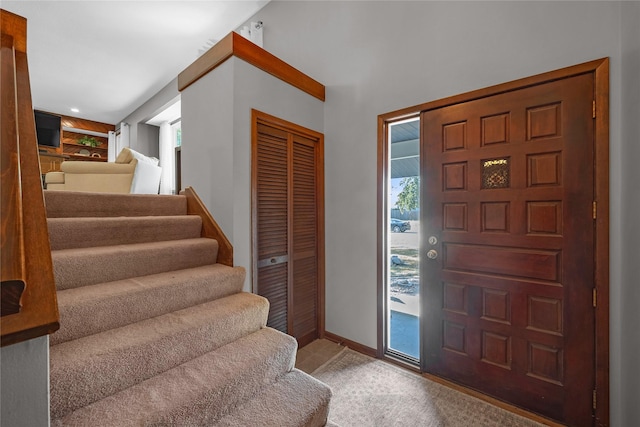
[{"x1": 70, "y1": 108, "x2": 80, "y2": 113}]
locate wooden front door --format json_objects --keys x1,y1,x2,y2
[
  {"x1": 252, "y1": 110, "x2": 324, "y2": 348},
  {"x1": 421, "y1": 73, "x2": 596, "y2": 425}
]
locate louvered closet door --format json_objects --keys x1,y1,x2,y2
[
  {"x1": 254, "y1": 112, "x2": 323, "y2": 347},
  {"x1": 255, "y1": 124, "x2": 290, "y2": 333},
  {"x1": 291, "y1": 134, "x2": 318, "y2": 343}
]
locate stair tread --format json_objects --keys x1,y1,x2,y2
[
  {"x1": 52, "y1": 238, "x2": 219, "y2": 290},
  {"x1": 51, "y1": 328, "x2": 298, "y2": 426},
  {"x1": 215, "y1": 369, "x2": 331, "y2": 427},
  {"x1": 50, "y1": 292, "x2": 270, "y2": 419},
  {"x1": 53, "y1": 264, "x2": 246, "y2": 345},
  {"x1": 45, "y1": 190, "x2": 331, "y2": 424},
  {"x1": 48, "y1": 215, "x2": 203, "y2": 250},
  {"x1": 45, "y1": 191, "x2": 187, "y2": 218}
]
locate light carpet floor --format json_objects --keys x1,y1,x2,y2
[{"x1": 311, "y1": 348, "x2": 547, "y2": 427}]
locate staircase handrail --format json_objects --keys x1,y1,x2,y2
[{"x1": 1, "y1": 9, "x2": 60, "y2": 346}]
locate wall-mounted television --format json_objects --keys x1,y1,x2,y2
[{"x1": 34, "y1": 110, "x2": 61, "y2": 148}]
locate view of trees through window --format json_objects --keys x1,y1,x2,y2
[
  {"x1": 388, "y1": 118, "x2": 420, "y2": 360},
  {"x1": 396, "y1": 177, "x2": 419, "y2": 218}
]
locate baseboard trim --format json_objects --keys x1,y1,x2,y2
[{"x1": 323, "y1": 331, "x2": 377, "y2": 358}]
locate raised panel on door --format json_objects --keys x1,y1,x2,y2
[
  {"x1": 255, "y1": 123, "x2": 289, "y2": 333},
  {"x1": 422, "y1": 73, "x2": 595, "y2": 425}
]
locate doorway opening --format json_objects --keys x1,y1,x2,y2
[
  {"x1": 146, "y1": 98, "x2": 181, "y2": 195},
  {"x1": 378, "y1": 59, "x2": 609, "y2": 425},
  {"x1": 385, "y1": 117, "x2": 421, "y2": 362}
]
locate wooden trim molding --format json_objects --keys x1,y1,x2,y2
[
  {"x1": 178, "y1": 32, "x2": 325, "y2": 101},
  {"x1": 324, "y1": 331, "x2": 377, "y2": 359},
  {"x1": 1, "y1": 9, "x2": 60, "y2": 346},
  {"x1": 182, "y1": 186, "x2": 234, "y2": 267},
  {"x1": 251, "y1": 109, "x2": 325, "y2": 342},
  {"x1": 376, "y1": 116, "x2": 386, "y2": 359},
  {"x1": 2, "y1": 29, "x2": 26, "y2": 306},
  {"x1": 390, "y1": 57, "x2": 609, "y2": 118},
  {"x1": 376, "y1": 114, "x2": 419, "y2": 360},
  {"x1": 0, "y1": 10, "x2": 26, "y2": 53},
  {"x1": 593, "y1": 57, "x2": 610, "y2": 427}
]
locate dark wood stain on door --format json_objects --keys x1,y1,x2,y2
[
  {"x1": 252, "y1": 110, "x2": 324, "y2": 348},
  {"x1": 378, "y1": 58, "x2": 609, "y2": 426},
  {"x1": 422, "y1": 73, "x2": 596, "y2": 426}
]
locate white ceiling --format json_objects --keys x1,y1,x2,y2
[{"x1": 2, "y1": 1, "x2": 269, "y2": 125}]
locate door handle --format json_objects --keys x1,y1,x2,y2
[
  {"x1": 257, "y1": 255, "x2": 289, "y2": 268},
  {"x1": 426, "y1": 249, "x2": 438, "y2": 260}
]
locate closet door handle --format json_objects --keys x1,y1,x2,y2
[{"x1": 257, "y1": 255, "x2": 289, "y2": 268}]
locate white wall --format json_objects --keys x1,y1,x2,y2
[
  {"x1": 619, "y1": 2, "x2": 640, "y2": 425},
  {"x1": 241, "y1": 1, "x2": 636, "y2": 424},
  {"x1": 181, "y1": 57, "x2": 324, "y2": 290},
  {"x1": 181, "y1": 60, "x2": 236, "y2": 244},
  {"x1": 118, "y1": 77, "x2": 180, "y2": 158},
  {"x1": 0, "y1": 336, "x2": 50, "y2": 427}
]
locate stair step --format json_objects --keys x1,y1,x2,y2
[
  {"x1": 52, "y1": 238, "x2": 219, "y2": 290},
  {"x1": 215, "y1": 369, "x2": 332, "y2": 427},
  {"x1": 48, "y1": 215, "x2": 203, "y2": 250},
  {"x1": 51, "y1": 328, "x2": 297, "y2": 426},
  {"x1": 45, "y1": 190, "x2": 331, "y2": 424},
  {"x1": 52, "y1": 264, "x2": 246, "y2": 345},
  {"x1": 45, "y1": 191, "x2": 187, "y2": 218},
  {"x1": 50, "y1": 292, "x2": 270, "y2": 420}
]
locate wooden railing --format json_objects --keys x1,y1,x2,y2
[
  {"x1": 182, "y1": 187, "x2": 234, "y2": 267},
  {"x1": 1, "y1": 9, "x2": 60, "y2": 346}
]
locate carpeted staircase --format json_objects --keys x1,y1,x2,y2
[{"x1": 44, "y1": 190, "x2": 331, "y2": 426}]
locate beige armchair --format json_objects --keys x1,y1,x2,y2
[{"x1": 45, "y1": 147, "x2": 162, "y2": 194}]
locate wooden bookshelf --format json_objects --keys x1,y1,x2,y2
[
  {"x1": 37, "y1": 112, "x2": 114, "y2": 166},
  {"x1": 60, "y1": 139, "x2": 108, "y2": 161}
]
